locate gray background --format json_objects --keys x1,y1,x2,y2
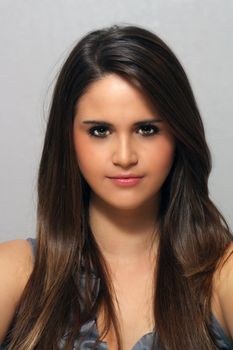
[{"x1": 0, "y1": 0, "x2": 232, "y2": 242}]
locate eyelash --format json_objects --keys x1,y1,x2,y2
[{"x1": 87, "y1": 124, "x2": 160, "y2": 138}]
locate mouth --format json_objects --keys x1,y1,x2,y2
[
  {"x1": 107, "y1": 177, "x2": 143, "y2": 186},
  {"x1": 107, "y1": 174, "x2": 144, "y2": 179}
]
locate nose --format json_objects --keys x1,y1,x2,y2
[{"x1": 112, "y1": 135, "x2": 138, "y2": 167}]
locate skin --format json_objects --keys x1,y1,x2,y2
[
  {"x1": 72, "y1": 73, "x2": 233, "y2": 346},
  {"x1": 73, "y1": 73, "x2": 176, "y2": 265},
  {"x1": 72, "y1": 73, "x2": 176, "y2": 347}
]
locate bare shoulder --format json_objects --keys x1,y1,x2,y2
[
  {"x1": 0, "y1": 239, "x2": 34, "y2": 342},
  {"x1": 0, "y1": 239, "x2": 34, "y2": 283},
  {"x1": 214, "y1": 241, "x2": 233, "y2": 340}
]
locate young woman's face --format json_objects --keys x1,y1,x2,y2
[{"x1": 73, "y1": 73, "x2": 175, "y2": 210}]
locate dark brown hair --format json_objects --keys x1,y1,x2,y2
[{"x1": 4, "y1": 24, "x2": 233, "y2": 349}]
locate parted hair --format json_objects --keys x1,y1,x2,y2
[{"x1": 4, "y1": 24, "x2": 233, "y2": 349}]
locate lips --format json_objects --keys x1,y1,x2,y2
[
  {"x1": 108, "y1": 177, "x2": 143, "y2": 186},
  {"x1": 108, "y1": 174, "x2": 143, "y2": 179},
  {"x1": 110, "y1": 177, "x2": 142, "y2": 179}
]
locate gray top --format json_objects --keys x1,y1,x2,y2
[{"x1": 1, "y1": 237, "x2": 233, "y2": 349}]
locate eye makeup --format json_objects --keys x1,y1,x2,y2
[{"x1": 87, "y1": 123, "x2": 161, "y2": 138}]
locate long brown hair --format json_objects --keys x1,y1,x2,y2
[{"x1": 4, "y1": 24, "x2": 232, "y2": 349}]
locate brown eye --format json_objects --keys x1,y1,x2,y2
[
  {"x1": 137, "y1": 124, "x2": 160, "y2": 136},
  {"x1": 87, "y1": 124, "x2": 160, "y2": 138},
  {"x1": 88, "y1": 126, "x2": 110, "y2": 138}
]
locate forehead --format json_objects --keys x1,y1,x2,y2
[{"x1": 75, "y1": 73, "x2": 159, "y2": 120}]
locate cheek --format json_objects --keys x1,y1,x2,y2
[
  {"x1": 149, "y1": 137, "x2": 175, "y2": 176},
  {"x1": 74, "y1": 134, "x2": 89, "y2": 166},
  {"x1": 73, "y1": 133, "x2": 100, "y2": 177}
]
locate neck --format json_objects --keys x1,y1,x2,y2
[{"x1": 88, "y1": 193, "x2": 160, "y2": 263}]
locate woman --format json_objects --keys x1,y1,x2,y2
[{"x1": 0, "y1": 24, "x2": 233, "y2": 350}]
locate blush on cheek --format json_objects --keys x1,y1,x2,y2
[
  {"x1": 73, "y1": 133, "x2": 91, "y2": 161},
  {"x1": 157, "y1": 140, "x2": 175, "y2": 165},
  {"x1": 160, "y1": 157, "x2": 175, "y2": 182}
]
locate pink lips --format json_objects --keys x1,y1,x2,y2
[{"x1": 108, "y1": 177, "x2": 143, "y2": 186}]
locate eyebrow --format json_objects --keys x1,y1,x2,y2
[{"x1": 82, "y1": 118, "x2": 163, "y2": 127}]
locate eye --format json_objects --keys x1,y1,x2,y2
[
  {"x1": 87, "y1": 124, "x2": 160, "y2": 138},
  {"x1": 88, "y1": 126, "x2": 110, "y2": 138},
  {"x1": 137, "y1": 124, "x2": 160, "y2": 136}
]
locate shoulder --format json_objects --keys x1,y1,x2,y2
[
  {"x1": 215, "y1": 241, "x2": 233, "y2": 340},
  {"x1": 0, "y1": 239, "x2": 34, "y2": 342},
  {"x1": 0, "y1": 239, "x2": 34, "y2": 282}
]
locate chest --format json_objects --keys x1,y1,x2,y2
[{"x1": 96, "y1": 265, "x2": 156, "y2": 350}]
